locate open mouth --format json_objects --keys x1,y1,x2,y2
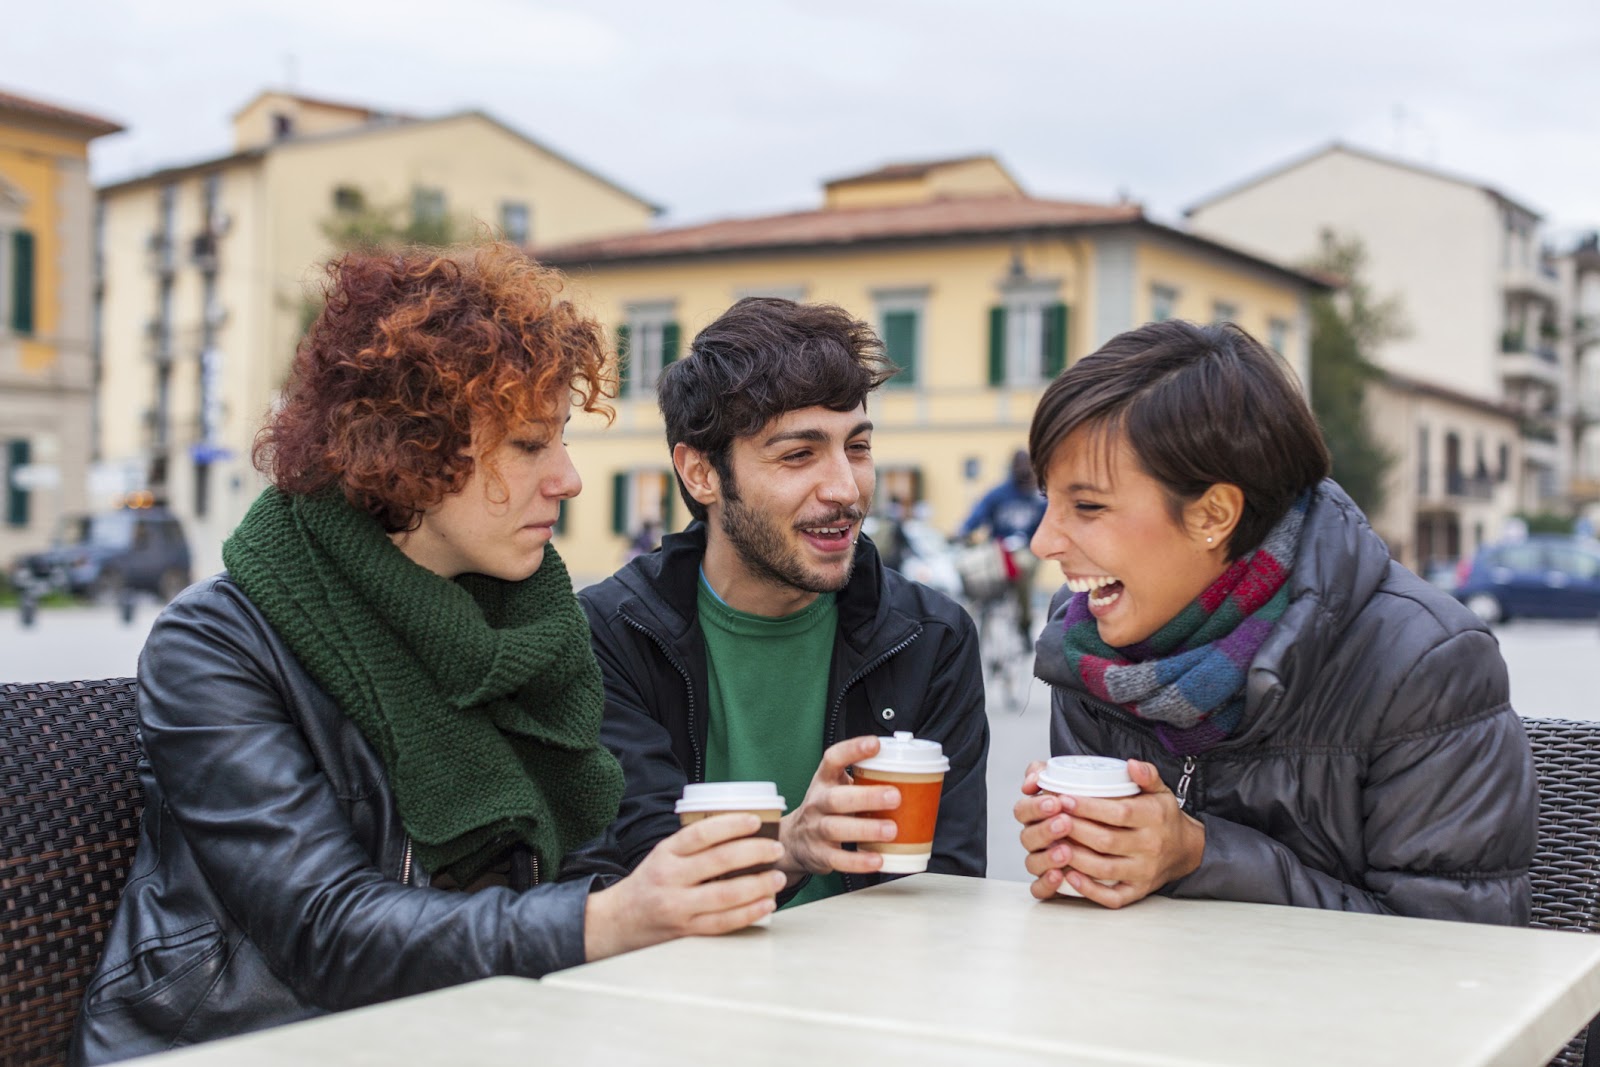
[
  {"x1": 797, "y1": 515, "x2": 857, "y2": 553},
  {"x1": 1067, "y1": 574, "x2": 1124, "y2": 610}
]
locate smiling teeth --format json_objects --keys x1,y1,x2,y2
[{"x1": 1065, "y1": 576, "x2": 1119, "y2": 594}]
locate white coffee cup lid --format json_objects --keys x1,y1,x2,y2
[
  {"x1": 853, "y1": 731, "x2": 950, "y2": 773},
  {"x1": 675, "y1": 781, "x2": 786, "y2": 813},
  {"x1": 1035, "y1": 755, "x2": 1138, "y2": 797}
]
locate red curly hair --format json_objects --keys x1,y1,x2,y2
[{"x1": 256, "y1": 243, "x2": 613, "y2": 532}]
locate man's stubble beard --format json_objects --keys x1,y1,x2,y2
[{"x1": 718, "y1": 471, "x2": 868, "y2": 596}]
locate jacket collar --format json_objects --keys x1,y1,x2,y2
[
  {"x1": 613, "y1": 521, "x2": 896, "y2": 648},
  {"x1": 1035, "y1": 479, "x2": 1391, "y2": 736}
]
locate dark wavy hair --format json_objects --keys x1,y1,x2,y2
[
  {"x1": 658, "y1": 297, "x2": 896, "y2": 521},
  {"x1": 1028, "y1": 319, "x2": 1330, "y2": 560},
  {"x1": 255, "y1": 242, "x2": 612, "y2": 532}
]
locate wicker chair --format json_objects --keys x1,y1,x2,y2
[
  {"x1": 1, "y1": 679, "x2": 142, "y2": 1067},
  {"x1": 1525, "y1": 716, "x2": 1600, "y2": 1067}
]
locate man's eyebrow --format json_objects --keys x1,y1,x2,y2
[
  {"x1": 762, "y1": 421, "x2": 874, "y2": 448},
  {"x1": 1065, "y1": 482, "x2": 1107, "y2": 493}
]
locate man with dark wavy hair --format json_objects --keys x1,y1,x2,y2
[{"x1": 581, "y1": 297, "x2": 988, "y2": 907}]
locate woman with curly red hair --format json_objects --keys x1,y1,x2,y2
[{"x1": 70, "y1": 244, "x2": 784, "y2": 1065}]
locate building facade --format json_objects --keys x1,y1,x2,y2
[
  {"x1": 0, "y1": 90, "x2": 121, "y2": 567},
  {"x1": 95, "y1": 91, "x2": 659, "y2": 575},
  {"x1": 538, "y1": 156, "x2": 1326, "y2": 582},
  {"x1": 1186, "y1": 143, "x2": 1560, "y2": 567},
  {"x1": 1557, "y1": 233, "x2": 1600, "y2": 519}
]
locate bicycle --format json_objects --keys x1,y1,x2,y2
[{"x1": 953, "y1": 536, "x2": 1038, "y2": 710}]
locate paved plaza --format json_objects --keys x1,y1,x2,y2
[{"x1": 3, "y1": 598, "x2": 1596, "y2": 883}]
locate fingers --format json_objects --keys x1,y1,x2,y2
[
  {"x1": 1129, "y1": 759, "x2": 1172, "y2": 795},
  {"x1": 666, "y1": 813, "x2": 765, "y2": 856},
  {"x1": 683, "y1": 869, "x2": 788, "y2": 933},
  {"x1": 677, "y1": 836, "x2": 786, "y2": 886},
  {"x1": 1029, "y1": 867, "x2": 1066, "y2": 900},
  {"x1": 813, "y1": 783, "x2": 900, "y2": 816},
  {"x1": 814, "y1": 813, "x2": 897, "y2": 844},
  {"x1": 1062, "y1": 868, "x2": 1146, "y2": 910},
  {"x1": 1018, "y1": 809, "x2": 1070, "y2": 854},
  {"x1": 1013, "y1": 791, "x2": 1060, "y2": 826},
  {"x1": 818, "y1": 735, "x2": 881, "y2": 780},
  {"x1": 1020, "y1": 760, "x2": 1047, "y2": 795}
]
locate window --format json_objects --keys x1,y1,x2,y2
[
  {"x1": 501, "y1": 201, "x2": 531, "y2": 244},
  {"x1": 272, "y1": 112, "x2": 295, "y2": 140},
  {"x1": 6, "y1": 439, "x2": 29, "y2": 527},
  {"x1": 1268, "y1": 318, "x2": 1290, "y2": 355},
  {"x1": 1212, "y1": 301, "x2": 1238, "y2": 325},
  {"x1": 875, "y1": 289, "x2": 927, "y2": 388},
  {"x1": 333, "y1": 185, "x2": 365, "y2": 214},
  {"x1": 9, "y1": 230, "x2": 33, "y2": 335},
  {"x1": 611, "y1": 468, "x2": 676, "y2": 537},
  {"x1": 411, "y1": 187, "x2": 446, "y2": 228},
  {"x1": 1498, "y1": 442, "x2": 1510, "y2": 482},
  {"x1": 1150, "y1": 284, "x2": 1179, "y2": 322},
  {"x1": 1417, "y1": 425, "x2": 1429, "y2": 495},
  {"x1": 988, "y1": 284, "x2": 1067, "y2": 387},
  {"x1": 617, "y1": 303, "x2": 679, "y2": 398}
]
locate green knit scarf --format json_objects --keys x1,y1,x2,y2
[{"x1": 222, "y1": 487, "x2": 625, "y2": 886}]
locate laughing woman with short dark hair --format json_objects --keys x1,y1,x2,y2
[{"x1": 1014, "y1": 319, "x2": 1535, "y2": 924}]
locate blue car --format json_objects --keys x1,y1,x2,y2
[{"x1": 1454, "y1": 536, "x2": 1600, "y2": 624}]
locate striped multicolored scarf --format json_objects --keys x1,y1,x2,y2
[{"x1": 1059, "y1": 495, "x2": 1309, "y2": 755}]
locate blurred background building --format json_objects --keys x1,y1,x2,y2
[
  {"x1": 541, "y1": 155, "x2": 1327, "y2": 579},
  {"x1": 0, "y1": 91, "x2": 121, "y2": 568},
  {"x1": 1187, "y1": 143, "x2": 1597, "y2": 568},
  {"x1": 92, "y1": 90, "x2": 659, "y2": 575}
]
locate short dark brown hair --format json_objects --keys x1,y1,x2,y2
[
  {"x1": 256, "y1": 242, "x2": 611, "y2": 532},
  {"x1": 658, "y1": 297, "x2": 897, "y2": 521},
  {"x1": 1028, "y1": 320, "x2": 1330, "y2": 559}
]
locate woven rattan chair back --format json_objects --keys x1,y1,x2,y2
[
  {"x1": 1, "y1": 679, "x2": 142, "y2": 1067},
  {"x1": 1524, "y1": 716, "x2": 1600, "y2": 1067}
]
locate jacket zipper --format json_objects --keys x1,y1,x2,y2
[
  {"x1": 831, "y1": 626, "x2": 923, "y2": 892},
  {"x1": 621, "y1": 611, "x2": 704, "y2": 781},
  {"x1": 399, "y1": 834, "x2": 414, "y2": 886}
]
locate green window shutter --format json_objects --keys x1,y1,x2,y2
[
  {"x1": 987, "y1": 306, "x2": 1006, "y2": 386},
  {"x1": 11, "y1": 230, "x2": 35, "y2": 336},
  {"x1": 661, "y1": 321, "x2": 681, "y2": 366},
  {"x1": 883, "y1": 310, "x2": 917, "y2": 387},
  {"x1": 1044, "y1": 302, "x2": 1069, "y2": 378},
  {"x1": 611, "y1": 472, "x2": 628, "y2": 535},
  {"x1": 6, "y1": 439, "x2": 30, "y2": 527},
  {"x1": 661, "y1": 471, "x2": 676, "y2": 532},
  {"x1": 615, "y1": 323, "x2": 631, "y2": 396}
]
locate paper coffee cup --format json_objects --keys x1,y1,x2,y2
[
  {"x1": 1034, "y1": 755, "x2": 1138, "y2": 897},
  {"x1": 676, "y1": 782, "x2": 786, "y2": 925},
  {"x1": 852, "y1": 730, "x2": 949, "y2": 874}
]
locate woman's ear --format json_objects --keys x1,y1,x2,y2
[
  {"x1": 1187, "y1": 483, "x2": 1244, "y2": 550},
  {"x1": 673, "y1": 443, "x2": 720, "y2": 510}
]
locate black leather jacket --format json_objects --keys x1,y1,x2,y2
[
  {"x1": 70, "y1": 576, "x2": 626, "y2": 1065},
  {"x1": 1035, "y1": 480, "x2": 1536, "y2": 923},
  {"x1": 578, "y1": 526, "x2": 989, "y2": 890}
]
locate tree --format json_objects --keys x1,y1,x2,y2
[
  {"x1": 1301, "y1": 233, "x2": 1408, "y2": 516},
  {"x1": 319, "y1": 186, "x2": 466, "y2": 253}
]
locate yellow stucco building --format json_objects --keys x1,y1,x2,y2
[
  {"x1": 0, "y1": 90, "x2": 122, "y2": 565},
  {"x1": 540, "y1": 156, "x2": 1328, "y2": 583},
  {"x1": 95, "y1": 91, "x2": 659, "y2": 574}
]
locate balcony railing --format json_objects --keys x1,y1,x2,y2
[{"x1": 1445, "y1": 470, "x2": 1495, "y2": 500}]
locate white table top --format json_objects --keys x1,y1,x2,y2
[
  {"x1": 130, "y1": 976, "x2": 1085, "y2": 1067},
  {"x1": 547, "y1": 873, "x2": 1600, "y2": 1067}
]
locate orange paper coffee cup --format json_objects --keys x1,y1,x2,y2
[{"x1": 853, "y1": 729, "x2": 949, "y2": 873}]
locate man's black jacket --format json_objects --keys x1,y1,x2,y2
[{"x1": 579, "y1": 525, "x2": 989, "y2": 890}]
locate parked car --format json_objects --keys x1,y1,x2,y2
[
  {"x1": 1453, "y1": 536, "x2": 1600, "y2": 624},
  {"x1": 10, "y1": 505, "x2": 192, "y2": 604}
]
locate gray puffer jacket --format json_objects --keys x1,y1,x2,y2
[{"x1": 1034, "y1": 480, "x2": 1535, "y2": 924}]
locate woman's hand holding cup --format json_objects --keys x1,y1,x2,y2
[
  {"x1": 583, "y1": 813, "x2": 786, "y2": 962},
  {"x1": 1015, "y1": 757, "x2": 1205, "y2": 908}
]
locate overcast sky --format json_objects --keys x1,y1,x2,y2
[{"x1": 7, "y1": 0, "x2": 1600, "y2": 242}]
